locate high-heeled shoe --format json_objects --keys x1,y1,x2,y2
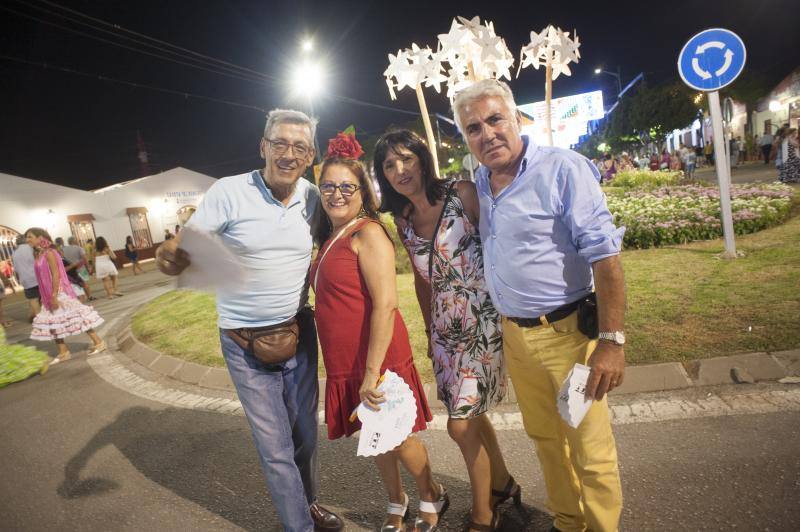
[
  {"x1": 414, "y1": 483, "x2": 450, "y2": 532},
  {"x1": 381, "y1": 492, "x2": 410, "y2": 532},
  {"x1": 491, "y1": 475, "x2": 522, "y2": 511},
  {"x1": 464, "y1": 509, "x2": 503, "y2": 532}
]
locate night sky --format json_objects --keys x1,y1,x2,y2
[{"x1": 2, "y1": 0, "x2": 798, "y2": 189}]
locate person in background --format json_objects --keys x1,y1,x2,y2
[
  {"x1": 25, "y1": 227, "x2": 106, "y2": 365},
  {"x1": 729, "y1": 137, "x2": 739, "y2": 169},
  {"x1": 125, "y1": 236, "x2": 145, "y2": 275},
  {"x1": 83, "y1": 238, "x2": 96, "y2": 275},
  {"x1": 601, "y1": 153, "x2": 617, "y2": 182},
  {"x1": 174, "y1": 224, "x2": 181, "y2": 235},
  {"x1": 684, "y1": 146, "x2": 697, "y2": 180},
  {"x1": 736, "y1": 136, "x2": 746, "y2": 165},
  {"x1": 703, "y1": 141, "x2": 714, "y2": 166},
  {"x1": 163, "y1": 228, "x2": 175, "y2": 241},
  {"x1": 669, "y1": 150, "x2": 681, "y2": 171},
  {"x1": 778, "y1": 128, "x2": 799, "y2": 183},
  {"x1": 759, "y1": 129, "x2": 774, "y2": 164},
  {"x1": 11, "y1": 234, "x2": 41, "y2": 322},
  {"x1": 618, "y1": 152, "x2": 634, "y2": 172},
  {"x1": 94, "y1": 237, "x2": 122, "y2": 299},
  {"x1": 0, "y1": 270, "x2": 13, "y2": 327},
  {"x1": 62, "y1": 236, "x2": 94, "y2": 301}
]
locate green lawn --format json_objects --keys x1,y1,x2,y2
[{"x1": 132, "y1": 207, "x2": 800, "y2": 381}]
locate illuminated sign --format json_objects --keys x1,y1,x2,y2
[{"x1": 518, "y1": 90, "x2": 604, "y2": 148}]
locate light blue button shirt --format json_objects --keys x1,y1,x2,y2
[
  {"x1": 187, "y1": 170, "x2": 320, "y2": 329},
  {"x1": 476, "y1": 136, "x2": 625, "y2": 318},
  {"x1": 11, "y1": 244, "x2": 37, "y2": 288}
]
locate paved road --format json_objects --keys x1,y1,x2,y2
[
  {"x1": 2, "y1": 270, "x2": 799, "y2": 531},
  {"x1": 694, "y1": 160, "x2": 781, "y2": 185}
]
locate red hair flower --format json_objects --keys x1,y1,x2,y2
[{"x1": 325, "y1": 131, "x2": 364, "y2": 160}]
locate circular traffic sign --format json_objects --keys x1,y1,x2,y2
[{"x1": 678, "y1": 28, "x2": 746, "y2": 91}]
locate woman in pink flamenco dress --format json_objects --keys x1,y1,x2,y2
[{"x1": 26, "y1": 227, "x2": 106, "y2": 364}]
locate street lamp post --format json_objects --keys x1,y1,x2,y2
[
  {"x1": 291, "y1": 38, "x2": 323, "y2": 162},
  {"x1": 594, "y1": 66, "x2": 622, "y2": 96}
]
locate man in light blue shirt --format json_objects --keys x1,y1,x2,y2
[
  {"x1": 11, "y1": 235, "x2": 41, "y2": 320},
  {"x1": 156, "y1": 109, "x2": 342, "y2": 532},
  {"x1": 454, "y1": 80, "x2": 626, "y2": 532}
]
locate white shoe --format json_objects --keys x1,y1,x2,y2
[{"x1": 88, "y1": 341, "x2": 107, "y2": 355}]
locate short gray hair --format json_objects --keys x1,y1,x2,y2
[
  {"x1": 263, "y1": 108, "x2": 317, "y2": 145},
  {"x1": 68, "y1": 236, "x2": 78, "y2": 245},
  {"x1": 452, "y1": 79, "x2": 518, "y2": 135}
]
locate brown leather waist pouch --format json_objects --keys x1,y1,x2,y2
[{"x1": 225, "y1": 317, "x2": 299, "y2": 364}]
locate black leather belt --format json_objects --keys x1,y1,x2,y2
[{"x1": 506, "y1": 298, "x2": 582, "y2": 328}]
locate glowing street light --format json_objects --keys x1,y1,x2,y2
[
  {"x1": 593, "y1": 65, "x2": 622, "y2": 95},
  {"x1": 768, "y1": 100, "x2": 782, "y2": 113},
  {"x1": 291, "y1": 60, "x2": 323, "y2": 99},
  {"x1": 301, "y1": 39, "x2": 313, "y2": 53}
]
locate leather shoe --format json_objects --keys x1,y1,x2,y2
[{"x1": 309, "y1": 502, "x2": 344, "y2": 531}]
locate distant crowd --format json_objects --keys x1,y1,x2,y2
[{"x1": 588, "y1": 124, "x2": 800, "y2": 184}]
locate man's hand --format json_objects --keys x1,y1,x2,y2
[
  {"x1": 585, "y1": 341, "x2": 625, "y2": 400},
  {"x1": 155, "y1": 239, "x2": 190, "y2": 276}
]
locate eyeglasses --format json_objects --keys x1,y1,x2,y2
[
  {"x1": 319, "y1": 183, "x2": 361, "y2": 196},
  {"x1": 265, "y1": 138, "x2": 311, "y2": 158}
]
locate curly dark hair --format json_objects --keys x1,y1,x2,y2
[{"x1": 373, "y1": 129, "x2": 446, "y2": 218}]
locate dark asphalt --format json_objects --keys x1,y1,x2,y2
[{"x1": 1, "y1": 351, "x2": 799, "y2": 532}]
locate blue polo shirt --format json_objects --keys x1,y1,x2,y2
[
  {"x1": 475, "y1": 136, "x2": 625, "y2": 318},
  {"x1": 187, "y1": 170, "x2": 320, "y2": 329}
]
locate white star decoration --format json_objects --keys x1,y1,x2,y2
[
  {"x1": 517, "y1": 24, "x2": 581, "y2": 80},
  {"x1": 385, "y1": 18, "x2": 581, "y2": 105}
]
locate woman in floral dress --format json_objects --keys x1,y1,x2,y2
[{"x1": 374, "y1": 130, "x2": 516, "y2": 532}]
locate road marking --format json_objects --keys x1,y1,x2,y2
[{"x1": 89, "y1": 352, "x2": 800, "y2": 429}]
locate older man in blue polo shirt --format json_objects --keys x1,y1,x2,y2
[
  {"x1": 156, "y1": 109, "x2": 343, "y2": 532},
  {"x1": 454, "y1": 80, "x2": 626, "y2": 532}
]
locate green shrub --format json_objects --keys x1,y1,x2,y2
[{"x1": 612, "y1": 169, "x2": 683, "y2": 189}]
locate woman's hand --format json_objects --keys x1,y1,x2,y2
[
  {"x1": 50, "y1": 294, "x2": 60, "y2": 311},
  {"x1": 358, "y1": 370, "x2": 385, "y2": 411}
]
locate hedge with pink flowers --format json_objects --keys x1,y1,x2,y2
[{"x1": 605, "y1": 184, "x2": 794, "y2": 248}]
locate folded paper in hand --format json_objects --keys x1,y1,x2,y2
[
  {"x1": 356, "y1": 370, "x2": 418, "y2": 457},
  {"x1": 177, "y1": 226, "x2": 247, "y2": 292},
  {"x1": 557, "y1": 363, "x2": 594, "y2": 428}
]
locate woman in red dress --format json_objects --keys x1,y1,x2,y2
[{"x1": 311, "y1": 134, "x2": 448, "y2": 532}]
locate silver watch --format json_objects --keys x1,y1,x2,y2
[{"x1": 598, "y1": 331, "x2": 626, "y2": 345}]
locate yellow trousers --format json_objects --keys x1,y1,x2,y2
[{"x1": 503, "y1": 312, "x2": 622, "y2": 532}]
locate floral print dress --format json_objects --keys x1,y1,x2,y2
[{"x1": 398, "y1": 182, "x2": 506, "y2": 418}]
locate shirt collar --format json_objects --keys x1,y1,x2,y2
[
  {"x1": 476, "y1": 134, "x2": 536, "y2": 192},
  {"x1": 250, "y1": 170, "x2": 304, "y2": 207}
]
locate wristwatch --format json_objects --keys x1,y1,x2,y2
[{"x1": 598, "y1": 331, "x2": 626, "y2": 345}]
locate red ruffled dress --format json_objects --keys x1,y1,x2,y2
[{"x1": 311, "y1": 218, "x2": 432, "y2": 440}]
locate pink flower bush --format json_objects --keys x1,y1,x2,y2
[{"x1": 606, "y1": 184, "x2": 793, "y2": 248}]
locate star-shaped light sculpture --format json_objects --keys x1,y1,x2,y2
[
  {"x1": 517, "y1": 24, "x2": 581, "y2": 80},
  {"x1": 434, "y1": 16, "x2": 514, "y2": 98}
]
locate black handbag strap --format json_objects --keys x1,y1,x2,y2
[{"x1": 428, "y1": 181, "x2": 455, "y2": 281}]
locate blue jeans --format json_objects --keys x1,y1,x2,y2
[{"x1": 219, "y1": 316, "x2": 319, "y2": 532}]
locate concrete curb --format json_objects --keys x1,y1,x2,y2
[{"x1": 116, "y1": 320, "x2": 800, "y2": 403}]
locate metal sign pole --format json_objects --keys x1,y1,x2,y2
[{"x1": 708, "y1": 90, "x2": 737, "y2": 258}]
